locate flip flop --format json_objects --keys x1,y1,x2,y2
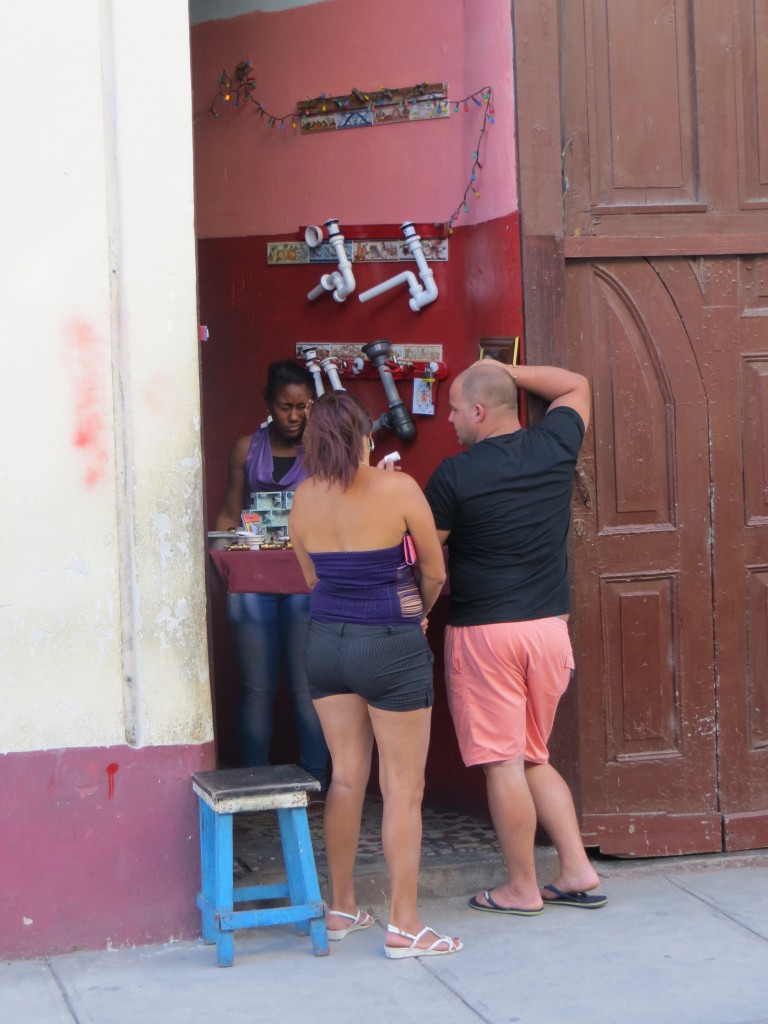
[
  {"x1": 542, "y1": 884, "x2": 608, "y2": 909},
  {"x1": 468, "y1": 890, "x2": 544, "y2": 916},
  {"x1": 326, "y1": 908, "x2": 374, "y2": 940}
]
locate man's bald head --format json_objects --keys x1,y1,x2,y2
[{"x1": 458, "y1": 362, "x2": 518, "y2": 412}]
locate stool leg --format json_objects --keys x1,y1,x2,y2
[
  {"x1": 197, "y1": 800, "x2": 217, "y2": 946},
  {"x1": 200, "y1": 801, "x2": 235, "y2": 967},
  {"x1": 278, "y1": 807, "x2": 329, "y2": 957}
]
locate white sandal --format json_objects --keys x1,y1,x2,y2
[
  {"x1": 385, "y1": 923, "x2": 463, "y2": 959},
  {"x1": 326, "y1": 908, "x2": 374, "y2": 941}
]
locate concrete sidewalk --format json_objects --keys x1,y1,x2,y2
[{"x1": 5, "y1": 855, "x2": 768, "y2": 1024}]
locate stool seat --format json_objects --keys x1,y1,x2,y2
[
  {"x1": 193, "y1": 763, "x2": 321, "y2": 811},
  {"x1": 192, "y1": 765, "x2": 328, "y2": 966}
]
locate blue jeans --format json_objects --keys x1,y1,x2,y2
[{"x1": 227, "y1": 592, "x2": 329, "y2": 788}]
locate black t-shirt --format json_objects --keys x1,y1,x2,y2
[{"x1": 424, "y1": 406, "x2": 585, "y2": 626}]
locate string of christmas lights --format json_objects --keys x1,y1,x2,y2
[
  {"x1": 203, "y1": 60, "x2": 298, "y2": 128},
  {"x1": 440, "y1": 86, "x2": 494, "y2": 235},
  {"x1": 201, "y1": 64, "x2": 495, "y2": 232}
]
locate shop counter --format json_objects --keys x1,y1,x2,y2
[
  {"x1": 209, "y1": 547, "x2": 450, "y2": 596},
  {"x1": 208, "y1": 548, "x2": 310, "y2": 595}
]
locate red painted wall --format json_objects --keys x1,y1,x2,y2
[
  {"x1": 200, "y1": 215, "x2": 522, "y2": 513},
  {"x1": 0, "y1": 743, "x2": 214, "y2": 958},
  {"x1": 199, "y1": 213, "x2": 523, "y2": 808},
  {"x1": 191, "y1": 0, "x2": 523, "y2": 810}
]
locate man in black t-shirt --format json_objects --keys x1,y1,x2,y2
[{"x1": 424, "y1": 360, "x2": 607, "y2": 914}]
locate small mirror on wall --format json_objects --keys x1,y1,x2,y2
[{"x1": 478, "y1": 336, "x2": 520, "y2": 364}]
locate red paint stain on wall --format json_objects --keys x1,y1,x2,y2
[
  {"x1": 106, "y1": 762, "x2": 119, "y2": 799},
  {"x1": 64, "y1": 318, "x2": 109, "y2": 487}
]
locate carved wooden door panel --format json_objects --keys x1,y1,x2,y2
[
  {"x1": 653, "y1": 257, "x2": 768, "y2": 852},
  {"x1": 567, "y1": 258, "x2": 720, "y2": 855},
  {"x1": 717, "y1": 260, "x2": 768, "y2": 850},
  {"x1": 513, "y1": 0, "x2": 768, "y2": 853}
]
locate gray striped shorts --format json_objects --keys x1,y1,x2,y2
[{"x1": 305, "y1": 620, "x2": 434, "y2": 711}]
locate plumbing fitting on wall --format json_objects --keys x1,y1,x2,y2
[
  {"x1": 319, "y1": 356, "x2": 345, "y2": 391},
  {"x1": 306, "y1": 219, "x2": 356, "y2": 303},
  {"x1": 300, "y1": 346, "x2": 326, "y2": 396},
  {"x1": 362, "y1": 339, "x2": 416, "y2": 441},
  {"x1": 299, "y1": 347, "x2": 347, "y2": 393},
  {"x1": 358, "y1": 221, "x2": 438, "y2": 312}
]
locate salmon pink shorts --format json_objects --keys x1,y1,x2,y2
[{"x1": 444, "y1": 617, "x2": 575, "y2": 767}]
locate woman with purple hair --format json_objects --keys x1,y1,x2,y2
[{"x1": 289, "y1": 390, "x2": 462, "y2": 959}]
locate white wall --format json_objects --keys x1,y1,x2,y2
[
  {"x1": 189, "y1": 0, "x2": 334, "y2": 22},
  {"x1": 0, "y1": 0, "x2": 211, "y2": 752}
]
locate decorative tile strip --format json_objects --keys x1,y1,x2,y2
[
  {"x1": 268, "y1": 237, "x2": 448, "y2": 265},
  {"x1": 294, "y1": 343, "x2": 444, "y2": 363},
  {"x1": 308, "y1": 240, "x2": 353, "y2": 264},
  {"x1": 266, "y1": 242, "x2": 309, "y2": 265},
  {"x1": 297, "y1": 82, "x2": 449, "y2": 135}
]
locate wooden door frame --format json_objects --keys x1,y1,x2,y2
[
  {"x1": 512, "y1": 0, "x2": 567, "y2": 369},
  {"x1": 512, "y1": 0, "x2": 768, "y2": 853},
  {"x1": 512, "y1": 0, "x2": 582, "y2": 792}
]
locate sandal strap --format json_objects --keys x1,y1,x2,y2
[
  {"x1": 328, "y1": 909, "x2": 363, "y2": 924},
  {"x1": 416, "y1": 926, "x2": 456, "y2": 952},
  {"x1": 387, "y1": 923, "x2": 457, "y2": 952}
]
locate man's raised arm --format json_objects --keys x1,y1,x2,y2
[{"x1": 480, "y1": 361, "x2": 591, "y2": 431}]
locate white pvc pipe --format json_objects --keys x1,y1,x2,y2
[
  {"x1": 305, "y1": 225, "x2": 324, "y2": 248},
  {"x1": 357, "y1": 223, "x2": 439, "y2": 311},
  {"x1": 320, "y1": 357, "x2": 345, "y2": 391},
  {"x1": 308, "y1": 365, "x2": 325, "y2": 396},
  {"x1": 307, "y1": 219, "x2": 356, "y2": 303},
  {"x1": 408, "y1": 266, "x2": 437, "y2": 310},
  {"x1": 326, "y1": 221, "x2": 355, "y2": 301},
  {"x1": 319, "y1": 269, "x2": 356, "y2": 304},
  {"x1": 334, "y1": 269, "x2": 356, "y2": 301},
  {"x1": 301, "y1": 348, "x2": 326, "y2": 396},
  {"x1": 358, "y1": 269, "x2": 421, "y2": 304},
  {"x1": 401, "y1": 221, "x2": 438, "y2": 311}
]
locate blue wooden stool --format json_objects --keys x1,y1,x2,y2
[{"x1": 192, "y1": 764, "x2": 329, "y2": 966}]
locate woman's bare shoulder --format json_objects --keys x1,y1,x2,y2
[
  {"x1": 232, "y1": 432, "x2": 254, "y2": 461},
  {"x1": 363, "y1": 469, "x2": 426, "y2": 513},
  {"x1": 292, "y1": 476, "x2": 315, "y2": 500},
  {"x1": 375, "y1": 468, "x2": 423, "y2": 495}
]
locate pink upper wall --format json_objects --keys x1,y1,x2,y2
[{"x1": 190, "y1": 0, "x2": 516, "y2": 237}]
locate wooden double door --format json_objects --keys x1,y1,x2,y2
[{"x1": 514, "y1": 0, "x2": 768, "y2": 854}]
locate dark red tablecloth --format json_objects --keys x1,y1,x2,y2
[{"x1": 208, "y1": 549, "x2": 310, "y2": 595}]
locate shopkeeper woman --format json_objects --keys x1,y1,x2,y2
[{"x1": 214, "y1": 359, "x2": 329, "y2": 789}]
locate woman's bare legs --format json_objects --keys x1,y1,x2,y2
[
  {"x1": 369, "y1": 706, "x2": 430, "y2": 934},
  {"x1": 312, "y1": 694, "x2": 373, "y2": 931},
  {"x1": 370, "y1": 706, "x2": 459, "y2": 952},
  {"x1": 314, "y1": 697, "x2": 458, "y2": 951}
]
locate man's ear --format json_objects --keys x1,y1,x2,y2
[{"x1": 473, "y1": 403, "x2": 485, "y2": 421}]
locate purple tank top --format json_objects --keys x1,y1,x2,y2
[
  {"x1": 309, "y1": 543, "x2": 423, "y2": 625},
  {"x1": 243, "y1": 425, "x2": 308, "y2": 492}
]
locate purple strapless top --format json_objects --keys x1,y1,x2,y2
[{"x1": 309, "y1": 543, "x2": 422, "y2": 625}]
